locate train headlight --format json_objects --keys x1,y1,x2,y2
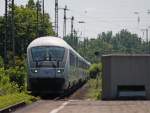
[
  {"x1": 57, "y1": 70, "x2": 61, "y2": 73},
  {"x1": 57, "y1": 69, "x2": 64, "y2": 75},
  {"x1": 31, "y1": 69, "x2": 38, "y2": 73}
]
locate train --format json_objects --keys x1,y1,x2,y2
[{"x1": 27, "y1": 36, "x2": 91, "y2": 94}]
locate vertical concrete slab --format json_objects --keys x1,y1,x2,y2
[{"x1": 102, "y1": 54, "x2": 150, "y2": 100}]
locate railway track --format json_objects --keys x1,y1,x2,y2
[{"x1": 40, "y1": 80, "x2": 87, "y2": 100}]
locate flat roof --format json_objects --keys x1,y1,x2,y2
[{"x1": 102, "y1": 54, "x2": 150, "y2": 57}]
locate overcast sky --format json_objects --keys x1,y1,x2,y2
[{"x1": 0, "y1": 0, "x2": 150, "y2": 39}]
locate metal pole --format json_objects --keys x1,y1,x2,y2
[
  {"x1": 55, "y1": 0, "x2": 58, "y2": 36},
  {"x1": 146, "y1": 29, "x2": 149, "y2": 53},
  {"x1": 43, "y1": 0, "x2": 44, "y2": 19},
  {"x1": 40, "y1": 0, "x2": 45, "y2": 36},
  {"x1": 71, "y1": 16, "x2": 74, "y2": 38},
  {"x1": 36, "y1": 0, "x2": 39, "y2": 37},
  {"x1": 63, "y1": 5, "x2": 68, "y2": 38},
  {"x1": 42, "y1": 0, "x2": 45, "y2": 35},
  {"x1": 4, "y1": 0, "x2": 8, "y2": 66},
  {"x1": 12, "y1": 0, "x2": 15, "y2": 66},
  {"x1": 71, "y1": 16, "x2": 74, "y2": 46}
]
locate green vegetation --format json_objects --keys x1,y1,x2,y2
[
  {"x1": 88, "y1": 63, "x2": 102, "y2": 78},
  {"x1": 0, "y1": 0, "x2": 149, "y2": 107},
  {"x1": 65, "y1": 29, "x2": 148, "y2": 63},
  {"x1": 0, "y1": 56, "x2": 32, "y2": 110},
  {"x1": 0, "y1": 62, "x2": 37, "y2": 110},
  {"x1": 86, "y1": 64, "x2": 102, "y2": 100},
  {"x1": 0, "y1": 93, "x2": 37, "y2": 109},
  {"x1": 0, "y1": 0, "x2": 55, "y2": 66},
  {"x1": 86, "y1": 76, "x2": 102, "y2": 100},
  {"x1": 0, "y1": 0, "x2": 54, "y2": 109},
  {"x1": 0, "y1": 56, "x2": 27, "y2": 96}
]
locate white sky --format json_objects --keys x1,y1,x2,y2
[{"x1": 0, "y1": 0, "x2": 150, "y2": 39}]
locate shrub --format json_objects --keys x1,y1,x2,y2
[
  {"x1": 6, "y1": 66, "x2": 27, "y2": 91},
  {"x1": 86, "y1": 76, "x2": 102, "y2": 100},
  {"x1": 0, "y1": 56, "x2": 27, "y2": 95},
  {"x1": 0, "y1": 68, "x2": 19, "y2": 96},
  {"x1": 89, "y1": 63, "x2": 102, "y2": 78}
]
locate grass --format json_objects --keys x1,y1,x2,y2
[
  {"x1": 0, "y1": 93, "x2": 37, "y2": 109},
  {"x1": 86, "y1": 75, "x2": 102, "y2": 100}
]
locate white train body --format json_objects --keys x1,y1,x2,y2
[{"x1": 27, "y1": 36, "x2": 90, "y2": 94}]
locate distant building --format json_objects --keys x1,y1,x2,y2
[{"x1": 102, "y1": 54, "x2": 150, "y2": 100}]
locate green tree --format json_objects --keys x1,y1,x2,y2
[
  {"x1": 70, "y1": 29, "x2": 144, "y2": 63},
  {"x1": 14, "y1": 5, "x2": 54, "y2": 55},
  {"x1": 98, "y1": 31, "x2": 112, "y2": 43},
  {"x1": 111, "y1": 29, "x2": 143, "y2": 53},
  {"x1": 0, "y1": 1, "x2": 55, "y2": 65},
  {"x1": 26, "y1": 0, "x2": 36, "y2": 9},
  {"x1": 0, "y1": 17, "x2": 4, "y2": 58}
]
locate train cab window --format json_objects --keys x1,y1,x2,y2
[
  {"x1": 32, "y1": 46, "x2": 65, "y2": 62},
  {"x1": 32, "y1": 47, "x2": 47, "y2": 61},
  {"x1": 48, "y1": 47, "x2": 65, "y2": 61}
]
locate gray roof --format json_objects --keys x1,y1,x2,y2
[{"x1": 102, "y1": 54, "x2": 150, "y2": 57}]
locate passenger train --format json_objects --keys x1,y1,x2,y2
[{"x1": 27, "y1": 36, "x2": 90, "y2": 94}]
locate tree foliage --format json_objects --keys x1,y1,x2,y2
[
  {"x1": 0, "y1": 0, "x2": 55, "y2": 65},
  {"x1": 26, "y1": 0, "x2": 36, "y2": 9},
  {"x1": 0, "y1": 1, "x2": 149, "y2": 95},
  {"x1": 65, "y1": 29, "x2": 147, "y2": 63},
  {"x1": 0, "y1": 0, "x2": 55, "y2": 95},
  {"x1": 89, "y1": 63, "x2": 102, "y2": 78}
]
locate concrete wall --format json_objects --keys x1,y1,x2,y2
[{"x1": 102, "y1": 55, "x2": 150, "y2": 100}]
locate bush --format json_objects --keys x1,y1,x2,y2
[
  {"x1": 6, "y1": 66, "x2": 27, "y2": 91},
  {"x1": 86, "y1": 76, "x2": 102, "y2": 100},
  {"x1": 89, "y1": 63, "x2": 102, "y2": 78},
  {"x1": 0, "y1": 68, "x2": 19, "y2": 96},
  {"x1": 0, "y1": 56, "x2": 27, "y2": 95}
]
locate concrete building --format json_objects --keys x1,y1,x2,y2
[{"x1": 102, "y1": 54, "x2": 150, "y2": 100}]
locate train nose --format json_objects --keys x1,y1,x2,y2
[
  {"x1": 30, "y1": 68, "x2": 64, "y2": 78},
  {"x1": 29, "y1": 77, "x2": 65, "y2": 93},
  {"x1": 28, "y1": 68, "x2": 66, "y2": 93}
]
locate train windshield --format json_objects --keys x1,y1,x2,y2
[{"x1": 31, "y1": 46, "x2": 65, "y2": 62}]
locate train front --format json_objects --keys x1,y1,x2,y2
[{"x1": 27, "y1": 39, "x2": 68, "y2": 94}]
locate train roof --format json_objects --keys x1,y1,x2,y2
[
  {"x1": 27, "y1": 36, "x2": 91, "y2": 65},
  {"x1": 28, "y1": 36, "x2": 69, "y2": 49}
]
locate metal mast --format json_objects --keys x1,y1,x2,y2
[
  {"x1": 71, "y1": 16, "x2": 74, "y2": 38},
  {"x1": 55, "y1": 0, "x2": 58, "y2": 36},
  {"x1": 146, "y1": 29, "x2": 149, "y2": 53},
  {"x1": 4, "y1": 0, "x2": 8, "y2": 66},
  {"x1": 42, "y1": 0, "x2": 45, "y2": 22},
  {"x1": 12, "y1": 0, "x2": 15, "y2": 66},
  {"x1": 4, "y1": 0, "x2": 15, "y2": 66},
  {"x1": 141, "y1": 28, "x2": 149, "y2": 53},
  {"x1": 71, "y1": 16, "x2": 74, "y2": 47},
  {"x1": 36, "y1": 0, "x2": 40, "y2": 37},
  {"x1": 63, "y1": 5, "x2": 69, "y2": 38},
  {"x1": 42, "y1": 0, "x2": 45, "y2": 35},
  {"x1": 40, "y1": 0, "x2": 46, "y2": 36}
]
